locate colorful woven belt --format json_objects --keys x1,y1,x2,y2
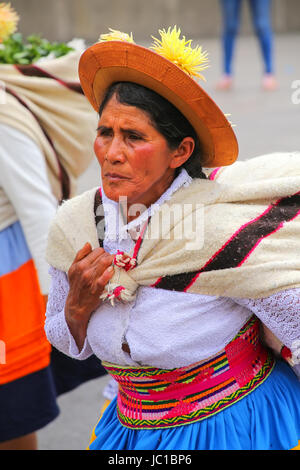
[{"x1": 102, "y1": 316, "x2": 275, "y2": 429}]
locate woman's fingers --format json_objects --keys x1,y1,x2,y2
[
  {"x1": 78, "y1": 249, "x2": 114, "y2": 283},
  {"x1": 72, "y1": 244, "x2": 113, "y2": 274},
  {"x1": 90, "y1": 251, "x2": 114, "y2": 274},
  {"x1": 86, "y1": 264, "x2": 115, "y2": 296},
  {"x1": 65, "y1": 247, "x2": 115, "y2": 346},
  {"x1": 97, "y1": 265, "x2": 115, "y2": 292},
  {"x1": 74, "y1": 244, "x2": 113, "y2": 269},
  {"x1": 69, "y1": 244, "x2": 114, "y2": 293},
  {"x1": 73, "y1": 242, "x2": 93, "y2": 262}
]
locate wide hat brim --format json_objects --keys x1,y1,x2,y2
[{"x1": 78, "y1": 41, "x2": 238, "y2": 168}]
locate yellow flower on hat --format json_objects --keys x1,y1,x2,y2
[
  {"x1": 0, "y1": 2, "x2": 19, "y2": 42},
  {"x1": 99, "y1": 28, "x2": 135, "y2": 44},
  {"x1": 151, "y1": 26, "x2": 209, "y2": 81}
]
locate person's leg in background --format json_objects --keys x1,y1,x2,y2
[
  {"x1": 0, "y1": 433, "x2": 37, "y2": 450},
  {"x1": 217, "y1": 0, "x2": 243, "y2": 89},
  {"x1": 249, "y1": 0, "x2": 278, "y2": 90}
]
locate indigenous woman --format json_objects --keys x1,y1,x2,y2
[{"x1": 45, "y1": 27, "x2": 300, "y2": 450}]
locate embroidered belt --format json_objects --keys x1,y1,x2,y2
[{"x1": 102, "y1": 316, "x2": 275, "y2": 429}]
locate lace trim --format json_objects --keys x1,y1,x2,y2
[
  {"x1": 234, "y1": 289, "x2": 300, "y2": 356},
  {"x1": 46, "y1": 264, "x2": 300, "y2": 365},
  {"x1": 45, "y1": 266, "x2": 92, "y2": 359}
]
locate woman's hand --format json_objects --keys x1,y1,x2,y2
[{"x1": 65, "y1": 242, "x2": 114, "y2": 351}]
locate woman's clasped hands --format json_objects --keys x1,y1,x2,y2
[{"x1": 65, "y1": 242, "x2": 114, "y2": 350}]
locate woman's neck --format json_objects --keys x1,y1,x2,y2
[{"x1": 121, "y1": 171, "x2": 176, "y2": 224}]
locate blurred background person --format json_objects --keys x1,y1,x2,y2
[
  {"x1": 0, "y1": 3, "x2": 106, "y2": 450},
  {"x1": 216, "y1": 0, "x2": 278, "y2": 90}
]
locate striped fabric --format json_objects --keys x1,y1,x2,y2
[
  {"x1": 14, "y1": 64, "x2": 84, "y2": 94},
  {"x1": 5, "y1": 87, "x2": 71, "y2": 201},
  {"x1": 0, "y1": 50, "x2": 96, "y2": 203},
  {"x1": 0, "y1": 222, "x2": 50, "y2": 384},
  {"x1": 102, "y1": 316, "x2": 274, "y2": 429},
  {"x1": 151, "y1": 191, "x2": 300, "y2": 293}
]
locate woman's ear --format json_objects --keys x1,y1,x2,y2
[{"x1": 169, "y1": 137, "x2": 195, "y2": 169}]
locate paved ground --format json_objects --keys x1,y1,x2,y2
[{"x1": 38, "y1": 33, "x2": 300, "y2": 450}]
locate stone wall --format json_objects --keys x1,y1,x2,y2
[{"x1": 10, "y1": 0, "x2": 300, "y2": 43}]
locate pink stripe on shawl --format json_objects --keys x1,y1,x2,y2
[
  {"x1": 184, "y1": 193, "x2": 300, "y2": 291},
  {"x1": 209, "y1": 167, "x2": 221, "y2": 180}
]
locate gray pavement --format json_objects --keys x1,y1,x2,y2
[{"x1": 38, "y1": 33, "x2": 300, "y2": 450}]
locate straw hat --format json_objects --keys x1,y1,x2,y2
[{"x1": 78, "y1": 27, "x2": 238, "y2": 168}]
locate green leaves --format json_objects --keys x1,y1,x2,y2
[{"x1": 0, "y1": 33, "x2": 74, "y2": 64}]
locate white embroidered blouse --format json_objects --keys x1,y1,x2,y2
[{"x1": 44, "y1": 169, "x2": 300, "y2": 372}]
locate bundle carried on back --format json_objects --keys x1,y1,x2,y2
[
  {"x1": 0, "y1": 8, "x2": 97, "y2": 201},
  {"x1": 46, "y1": 152, "x2": 300, "y2": 301}
]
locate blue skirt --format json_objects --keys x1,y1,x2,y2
[{"x1": 88, "y1": 360, "x2": 300, "y2": 450}]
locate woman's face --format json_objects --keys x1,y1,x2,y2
[{"x1": 94, "y1": 94, "x2": 193, "y2": 210}]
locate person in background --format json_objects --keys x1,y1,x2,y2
[
  {"x1": 0, "y1": 3, "x2": 106, "y2": 450},
  {"x1": 216, "y1": 0, "x2": 278, "y2": 90}
]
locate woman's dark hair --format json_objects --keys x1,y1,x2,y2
[{"x1": 98, "y1": 82, "x2": 206, "y2": 179}]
